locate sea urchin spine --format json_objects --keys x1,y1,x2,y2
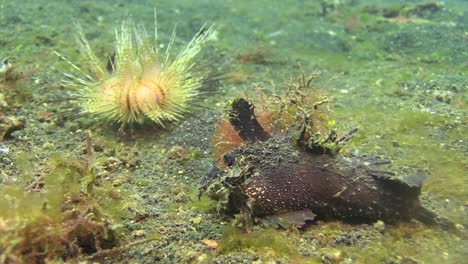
[{"x1": 57, "y1": 19, "x2": 215, "y2": 129}]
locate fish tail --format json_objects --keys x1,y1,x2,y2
[{"x1": 415, "y1": 207, "x2": 459, "y2": 233}]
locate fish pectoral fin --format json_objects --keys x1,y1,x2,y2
[{"x1": 264, "y1": 209, "x2": 317, "y2": 228}]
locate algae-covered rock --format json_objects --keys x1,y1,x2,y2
[{"x1": 0, "y1": 115, "x2": 25, "y2": 141}]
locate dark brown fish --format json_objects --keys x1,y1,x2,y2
[{"x1": 201, "y1": 98, "x2": 455, "y2": 231}]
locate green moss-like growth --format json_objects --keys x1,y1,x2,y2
[
  {"x1": 345, "y1": 106, "x2": 467, "y2": 200},
  {"x1": 213, "y1": 72, "x2": 340, "y2": 163},
  {"x1": 336, "y1": 101, "x2": 466, "y2": 227},
  {"x1": 0, "y1": 147, "x2": 142, "y2": 263},
  {"x1": 190, "y1": 194, "x2": 219, "y2": 212},
  {"x1": 216, "y1": 225, "x2": 318, "y2": 263},
  {"x1": 302, "y1": 221, "x2": 465, "y2": 263}
]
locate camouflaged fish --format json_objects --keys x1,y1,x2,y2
[{"x1": 201, "y1": 98, "x2": 455, "y2": 231}]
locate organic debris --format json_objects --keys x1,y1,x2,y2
[{"x1": 0, "y1": 132, "x2": 145, "y2": 263}]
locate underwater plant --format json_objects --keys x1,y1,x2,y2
[
  {"x1": 0, "y1": 133, "x2": 144, "y2": 263},
  {"x1": 0, "y1": 58, "x2": 33, "y2": 105},
  {"x1": 212, "y1": 72, "x2": 332, "y2": 166},
  {"x1": 0, "y1": 59, "x2": 15, "y2": 84},
  {"x1": 56, "y1": 18, "x2": 215, "y2": 129}
]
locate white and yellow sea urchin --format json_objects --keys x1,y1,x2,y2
[{"x1": 56, "y1": 19, "x2": 214, "y2": 129}]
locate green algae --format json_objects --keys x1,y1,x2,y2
[
  {"x1": 302, "y1": 222, "x2": 465, "y2": 263},
  {"x1": 341, "y1": 106, "x2": 467, "y2": 201},
  {"x1": 215, "y1": 225, "x2": 319, "y2": 263},
  {"x1": 362, "y1": 226, "x2": 462, "y2": 263},
  {"x1": 0, "y1": 148, "x2": 143, "y2": 263},
  {"x1": 190, "y1": 194, "x2": 219, "y2": 212}
]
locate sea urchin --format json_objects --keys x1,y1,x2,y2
[{"x1": 56, "y1": 18, "x2": 215, "y2": 129}]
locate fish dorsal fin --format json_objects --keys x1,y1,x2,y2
[{"x1": 401, "y1": 172, "x2": 426, "y2": 189}]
